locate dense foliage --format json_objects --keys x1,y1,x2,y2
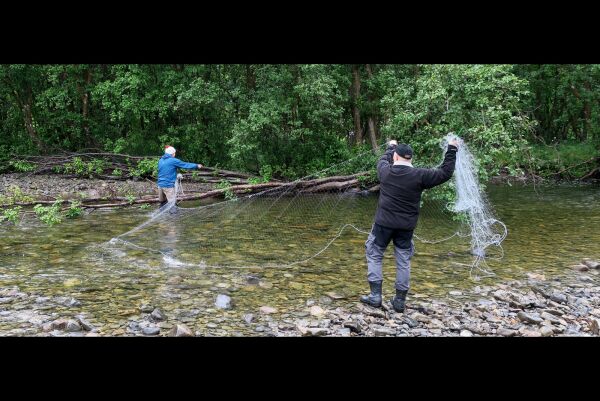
[{"x1": 1, "y1": 64, "x2": 598, "y2": 180}]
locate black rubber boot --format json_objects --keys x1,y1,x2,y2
[
  {"x1": 159, "y1": 200, "x2": 168, "y2": 208},
  {"x1": 390, "y1": 289, "x2": 408, "y2": 313},
  {"x1": 360, "y1": 281, "x2": 383, "y2": 308}
]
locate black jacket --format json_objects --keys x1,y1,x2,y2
[{"x1": 374, "y1": 144, "x2": 458, "y2": 230}]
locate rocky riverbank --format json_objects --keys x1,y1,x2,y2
[
  {"x1": 0, "y1": 173, "x2": 213, "y2": 203},
  {"x1": 1, "y1": 259, "x2": 598, "y2": 337}
]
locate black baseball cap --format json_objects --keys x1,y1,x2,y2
[{"x1": 395, "y1": 143, "x2": 413, "y2": 159}]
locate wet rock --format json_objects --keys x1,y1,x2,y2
[
  {"x1": 357, "y1": 304, "x2": 386, "y2": 319},
  {"x1": 55, "y1": 297, "x2": 81, "y2": 307},
  {"x1": 449, "y1": 291, "x2": 463, "y2": 296},
  {"x1": 150, "y1": 308, "x2": 166, "y2": 321},
  {"x1": 140, "y1": 304, "x2": 154, "y2": 313},
  {"x1": 215, "y1": 294, "x2": 232, "y2": 309},
  {"x1": 50, "y1": 318, "x2": 69, "y2": 330},
  {"x1": 255, "y1": 326, "x2": 265, "y2": 333},
  {"x1": 372, "y1": 326, "x2": 396, "y2": 336},
  {"x1": 570, "y1": 264, "x2": 589, "y2": 272},
  {"x1": 243, "y1": 314, "x2": 254, "y2": 324},
  {"x1": 337, "y1": 328, "x2": 351, "y2": 336},
  {"x1": 460, "y1": 330, "x2": 473, "y2": 337},
  {"x1": 35, "y1": 297, "x2": 50, "y2": 304},
  {"x1": 246, "y1": 275, "x2": 260, "y2": 285},
  {"x1": 497, "y1": 327, "x2": 517, "y2": 337},
  {"x1": 259, "y1": 306, "x2": 277, "y2": 314},
  {"x1": 540, "y1": 326, "x2": 554, "y2": 337},
  {"x1": 517, "y1": 311, "x2": 543, "y2": 324},
  {"x1": 402, "y1": 316, "x2": 419, "y2": 328},
  {"x1": 519, "y1": 326, "x2": 542, "y2": 337},
  {"x1": 413, "y1": 313, "x2": 431, "y2": 323},
  {"x1": 142, "y1": 326, "x2": 160, "y2": 336},
  {"x1": 550, "y1": 292, "x2": 568, "y2": 304},
  {"x1": 582, "y1": 259, "x2": 600, "y2": 269},
  {"x1": 590, "y1": 319, "x2": 600, "y2": 335},
  {"x1": 169, "y1": 324, "x2": 193, "y2": 337},
  {"x1": 319, "y1": 296, "x2": 333, "y2": 305},
  {"x1": 128, "y1": 321, "x2": 141, "y2": 331},
  {"x1": 0, "y1": 297, "x2": 13, "y2": 304},
  {"x1": 77, "y1": 317, "x2": 95, "y2": 331},
  {"x1": 65, "y1": 320, "x2": 82, "y2": 332},
  {"x1": 343, "y1": 321, "x2": 362, "y2": 334},
  {"x1": 298, "y1": 326, "x2": 329, "y2": 337},
  {"x1": 310, "y1": 306, "x2": 325, "y2": 317},
  {"x1": 258, "y1": 281, "x2": 273, "y2": 289},
  {"x1": 540, "y1": 312, "x2": 562, "y2": 324}
]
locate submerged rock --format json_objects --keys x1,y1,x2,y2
[
  {"x1": 150, "y1": 308, "x2": 166, "y2": 321},
  {"x1": 169, "y1": 324, "x2": 193, "y2": 337},
  {"x1": 142, "y1": 326, "x2": 160, "y2": 336},
  {"x1": 215, "y1": 294, "x2": 232, "y2": 309}
]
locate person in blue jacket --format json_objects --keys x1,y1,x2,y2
[{"x1": 158, "y1": 145, "x2": 203, "y2": 208}]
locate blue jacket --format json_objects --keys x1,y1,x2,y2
[{"x1": 157, "y1": 154, "x2": 198, "y2": 188}]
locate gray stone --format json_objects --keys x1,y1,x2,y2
[
  {"x1": 259, "y1": 306, "x2": 277, "y2": 314},
  {"x1": 169, "y1": 324, "x2": 193, "y2": 337},
  {"x1": 517, "y1": 311, "x2": 543, "y2": 324},
  {"x1": 142, "y1": 326, "x2": 160, "y2": 336},
  {"x1": 325, "y1": 292, "x2": 347, "y2": 300},
  {"x1": 150, "y1": 308, "x2": 166, "y2": 321},
  {"x1": 337, "y1": 328, "x2": 352, "y2": 336},
  {"x1": 246, "y1": 275, "x2": 260, "y2": 285},
  {"x1": 50, "y1": 318, "x2": 68, "y2": 331},
  {"x1": 540, "y1": 326, "x2": 554, "y2": 337},
  {"x1": 460, "y1": 330, "x2": 473, "y2": 337},
  {"x1": 570, "y1": 264, "x2": 589, "y2": 272},
  {"x1": 582, "y1": 259, "x2": 600, "y2": 269},
  {"x1": 243, "y1": 314, "x2": 254, "y2": 324},
  {"x1": 77, "y1": 317, "x2": 94, "y2": 331},
  {"x1": 343, "y1": 321, "x2": 362, "y2": 333},
  {"x1": 497, "y1": 327, "x2": 517, "y2": 337},
  {"x1": 413, "y1": 313, "x2": 431, "y2": 323},
  {"x1": 215, "y1": 294, "x2": 232, "y2": 309},
  {"x1": 372, "y1": 326, "x2": 396, "y2": 336},
  {"x1": 590, "y1": 318, "x2": 600, "y2": 335},
  {"x1": 255, "y1": 326, "x2": 265, "y2": 333},
  {"x1": 140, "y1": 304, "x2": 154, "y2": 313},
  {"x1": 310, "y1": 306, "x2": 325, "y2": 317},
  {"x1": 300, "y1": 327, "x2": 329, "y2": 337},
  {"x1": 540, "y1": 312, "x2": 561, "y2": 324},
  {"x1": 403, "y1": 316, "x2": 419, "y2": 328},
  {"x1": 65, "y1": 320, "x2": 82, "y2": 332},
  {"x1": 550, "y1": 292, "x2": 568, "y2": 304}
]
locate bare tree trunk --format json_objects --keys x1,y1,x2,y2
[
  {"x1": 351, "y1": 65, "x2": 363, "y2": 145},
  {"x1": 18, "y1": 90, "x2": 44, "y2": 151},
  {"x1": 367, "y1": 117, "x2": 378, "y2": 150},
  {"x1": 82, "y1": 68, "x2": 93, "y2": 145},
  {"x1": 365, "y1": 64, "x2": 379, "y2": 151}
]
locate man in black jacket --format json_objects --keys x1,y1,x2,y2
[{"x1": 360, "y1": 137, "x2": 459, "y2": 312}]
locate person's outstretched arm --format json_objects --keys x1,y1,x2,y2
[
  {"x1": 421, "y1": 140, "x2": 459, "y2": 189},
  {"x1": 173, "y1": 158, "x2": 202, "y2": 170},
  {"x1": 378, "y1": 140, "x2": 398, "y2": 182}
]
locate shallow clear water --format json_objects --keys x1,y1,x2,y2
[{"x1": 1, "y1": 183, "x2": 599, "y2": 335}]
